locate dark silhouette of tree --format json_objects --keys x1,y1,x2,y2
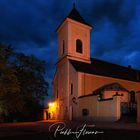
[
  {"x1": 0, "y1": 44, "x2": 23, "y2": 122},
  {"x1": 14, "y1": 53, "x2": 48, "y2": 121},
  {"x1": 0, "y1": 44, "x2": 48, "y2": 122}
]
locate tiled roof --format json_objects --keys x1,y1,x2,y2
[{"x1": 70, "y1": 58, "x2": 140, "y2": 82}]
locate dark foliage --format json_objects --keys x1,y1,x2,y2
[{"x1": 0, "y1": 44, "x2": 48, "y2": 122}]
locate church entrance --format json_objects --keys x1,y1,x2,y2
[{"x1": 120, "y1": 91, "x2": 137, "y2": 123}]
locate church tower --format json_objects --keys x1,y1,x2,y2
[
  {"x1": 53, "y1": 5, "x2": 92, "y2": 120},
  {"x1": 56, "y1": 4, "x2": 92, "y2": 63}
]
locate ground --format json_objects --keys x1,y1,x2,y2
[{"x1": 0, "y1": 120, "x2": 140, "y2": 140}]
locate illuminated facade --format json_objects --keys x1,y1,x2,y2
[{"x1": 51, "y1": 5, "x2": 140, "y2": 122}]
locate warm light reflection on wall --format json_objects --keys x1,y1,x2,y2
[
  {"x1": 49, "y1": 102, "x2": 56, "y2": 112},
  {"x1": 48, "y1": 102, "x2": 57, "y2": 119}
]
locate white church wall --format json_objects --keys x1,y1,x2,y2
[
  {"x1": 69, "y1": 61, "x2": 79, "y2": 120},
  {"x1": 57, "y1": 21, "x2": 68, "y2": 60},
  {"x1": 103, "y1": 90, "x2": 129, "y2": 103},
  {"x1": 53, "y1": 58, "x2": 70, "y2": 120},
  {"x1": 68, "y1": 19, "x2": 91, "y2": 60},
  {"x1": 78, "y1": 96, "x2": 98, "y2": 121},
  {"x1": 97, "y1": 96, "x2": 121, "y2": 122},
  {"x1": 78, "y1": 95, "x2": 121, "y2": 122},
  {"x1": 103, "y1": 90, "x2": 115, "y2": 99},
  {"x1": 119, "y1": 91, "x2": 129, "y2": 102},
  {"x1": 80, "y1": 73, "x2": 140, "y2": 96}
]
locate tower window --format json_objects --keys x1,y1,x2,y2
[
  {"x1": 76, "y1": 39, "x2": 83, "y2": 53},
  {"x1": 70, "y1": 84, "x2": 73, "y2": 95},
  {"x1": 62, "y1": 40, "x2": 65, "y2": 54}
]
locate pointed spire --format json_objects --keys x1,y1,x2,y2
[
  {"x1": 67, "y1": 5, "x2": 92, "y2": 27},
  {"x1": 56, "y1": 2, "x2": 92, "y2": 31}
]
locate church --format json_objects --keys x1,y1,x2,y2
[{"x1": 45, "y1": 5, "x2": 140, "y2": 122}]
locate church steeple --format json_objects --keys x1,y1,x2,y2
[
  {"x1": 67, "y1": 4, "x2": 92, "y2": 27},
  {"x1": 56, "y1": 5, "x2": 92, "y2": 63}
]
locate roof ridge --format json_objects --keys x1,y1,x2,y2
[
  {"x1": 91, "y1": 57, "x2": 139, "y2": 71},
  {"x1": 69, "y1": 59, "x2": 140, "y2": 82}
]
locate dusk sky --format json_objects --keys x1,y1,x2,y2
[{"x1": 0, "y1": 0, "x2": 140, "y2": 103}]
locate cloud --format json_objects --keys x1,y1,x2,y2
[
  {"x1": 0, "y1": 0, "x2": 140, "y2": 98},
  {"x1": 0, "y1": 0, "x2": 57, "y2": 46},
  {"x1": 77, "y1": 0, "x2": 140, "y2": 67}
]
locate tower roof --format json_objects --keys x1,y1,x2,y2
[
  {"x1": 67, "y1": 4, "x2": 92, "y2": 27},
  {"x1": 56, "y1": 4, "x2": 92, "y2": 31}
]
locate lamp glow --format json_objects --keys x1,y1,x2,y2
[{"x1": 48, "y1": 102, "x2": 57, "y2": 112}]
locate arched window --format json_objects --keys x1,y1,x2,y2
[{"x1": 76, "y1": 39, "x2": 83, "y2": 53}]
